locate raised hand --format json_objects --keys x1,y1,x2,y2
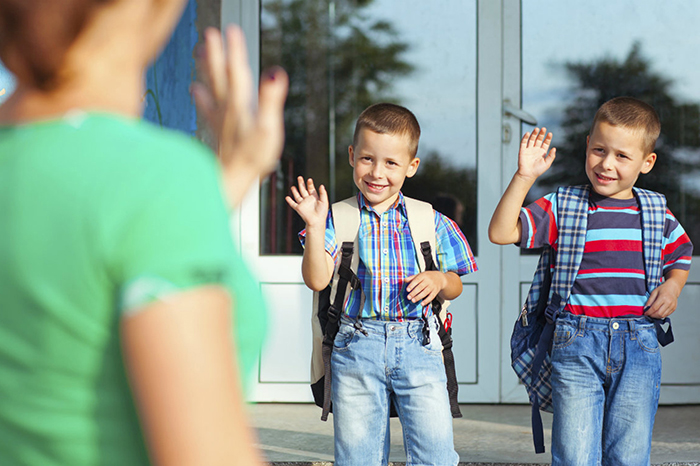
[
  {"x1": 192, "y1": 26, "x2": 288, "y2": 207},
  {"x1": 517, "y1": 127, "x2": 556, "y2": 181},
  {"x1": 285, "y1": 177, "x2": 329, "y2": 228}
]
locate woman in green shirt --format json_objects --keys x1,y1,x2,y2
[{"x1": 0, "y1": 1, "x2": 287, "y2": 465}]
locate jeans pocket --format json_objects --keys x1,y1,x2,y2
[
  {"x1": 635, "y1": 326, "x2": 660, "y2": 353},
  {"x1": 553, "y1": 322, "x2": 577, "y2": 349},
  {"x1": 333, "y1": 324, "x2": 356, "y2": 351},
  {"x1": 421, "y1": 323, "x2": 444, "y2": 355}
]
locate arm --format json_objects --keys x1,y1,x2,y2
[
  {"x1": 644, "y1": 268, "x2": 689, "y2": 319},
  {"x1": 192, "y1": 26, "x2": 289, "y2": 208},
  {"x1": 488, "y1": 128, "x2": 556, "y2": 245},
  {"x1": 121, "y1": 286, "x2": 263, "y2": 466},
  {"x1": 285, "y1": 177, "x2": 335, "y2": 291}
]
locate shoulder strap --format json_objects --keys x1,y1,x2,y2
[
  {"x1": 633, "y1": 187, "x2": 666, "y2": 291},
  {"x1": 404, "y1": 197, "x2": 450, "y2": 312},
  {"x1": 331, "y1": 197, "x2": 361, "y2": 273},
  {"x1": 550, "y1": 185, "x2": 590, "y2": 309}
]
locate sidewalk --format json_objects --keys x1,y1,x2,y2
[{"x1": 250, "y1": 403, "x2": 700, "y2": 465}]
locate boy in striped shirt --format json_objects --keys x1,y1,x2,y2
[
  {"x1": 489, "y1": 97, "x2": 692, "y2": 465},
  {"x1": 287, "y1": 103, "x2": 477, "y2": 466}
]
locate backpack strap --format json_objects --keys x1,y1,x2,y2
[
  {"x1": 634, "y1": 187, "x2": 674, "y2": 346},
  {"x1": 404, "y1": 197, "x2": 461, "y2": 418},
  {"x1": 528, "y1": 184, "x2": 589, "y2": 453},
  {"x1": 317, "y1": 197, "x2": 363, "y2": 421}
]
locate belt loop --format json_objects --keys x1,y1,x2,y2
[
  {"x1": 578, "y1": 315, "x2": 587, "y2": 335},
  {"x1": 629, "y1": 319, "x2": 637, "y2": 339}
]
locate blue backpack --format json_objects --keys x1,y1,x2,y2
[{"x1": 511, "y1": 185, "x2": 675, "y2": 454}]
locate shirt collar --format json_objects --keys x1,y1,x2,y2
[{"x1": 357, "y1": 191, "x2": 406, "y2": 216}]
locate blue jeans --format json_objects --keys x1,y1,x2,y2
[
  {"x1": 551, "y1": 313, "x2": 662, "y2": 466},
  {"x1": 331, "y1": 315, "x2": 459, "y2": 466}
]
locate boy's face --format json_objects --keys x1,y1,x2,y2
[
  {"x1": 585, "y1": 121, "x2": 656, "y2": 199},
  {"x1": 349, "y1": 128, "x2": 420, "y2": 214}
]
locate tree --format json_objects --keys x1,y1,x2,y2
[{"x1": 538, "y1": 42, "x2": 700, "y2": 243}]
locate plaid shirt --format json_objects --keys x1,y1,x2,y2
[{"x1": 300, "y1": 192, "x2": 477, "y2": 321}]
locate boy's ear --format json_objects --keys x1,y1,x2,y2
[
  {"x1": 641, "y1": 152, "x2": 657, "y2": 174},
  {"x1": 348, "y1": 145, "x2": 355, "y2": 167},
  {"x1": 405, "y1": 157, "x2": 421, "y2": 178}
]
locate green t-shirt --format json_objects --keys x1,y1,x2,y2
[{"x1": 0, "y1": 112, "x2": 267, "y2": 465}]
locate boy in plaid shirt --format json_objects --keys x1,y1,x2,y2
[
  {"x1": 489, "y1": 97, "x2": 692, "y2": 465},
  {"x1": 287, "y1": 103, "x2": 477, "y2": 466}
]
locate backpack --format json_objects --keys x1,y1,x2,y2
[
  {"x1": 310, "y1": 195, "x2": 462, "y2": 421},
  {"x1": 511, "y1": 185, "x2": 675, "y2": 454}
]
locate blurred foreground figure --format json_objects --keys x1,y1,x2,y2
[{"x1": 0, "y1": 0, "x2": 287, "y2": 464}]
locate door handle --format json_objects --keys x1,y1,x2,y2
[{"x1": 503, "y1": 100, "x2": 538, "y2": 126}]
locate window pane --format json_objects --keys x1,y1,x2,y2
[
  {"x1": 522, "y1": 0, "x2": 700, "y2": 247},
  {"x1": 260, "y1": 0, "x2": 477, "y2": 255}
]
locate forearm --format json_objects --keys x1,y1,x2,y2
[
  {"x1": 663, "y1": 268, "x2": 689, "y2": 295},
  {"x1": 488, "y1": 173, "x2": 536, "y2": 245},
  {"x1": 221, "y1": 163, "x2": 261, "y2": 208},
  {"x1": 301, "y1": 224, "x2": 334, "y2": 291},
  {"x1": 438, "y1": 271, "x2": 463, "y2": 301}
]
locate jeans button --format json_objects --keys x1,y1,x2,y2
[
  {"x1": 612, "y1": 322, "x2": 620, "y2": 330},
  {"x1": 390, "y1": 325, "x2": 396, "y2": 331}
]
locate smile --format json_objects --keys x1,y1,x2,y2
[
  {"x1": 596, "y1": 173, "x2": 616, "y2": 182},
  {"x1": 365, "y1": 182, "x2": 388, "y2": 192}
]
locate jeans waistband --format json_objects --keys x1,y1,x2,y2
[
  {"x1": 558, "y1": 312, "x2": 654, "y2": 332},
  {"x1": 340, "y1": 315, "x2": 436, "y2": 333}
]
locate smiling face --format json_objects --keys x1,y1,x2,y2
[
  {"x1": 585, "y1": 121, "x2": 657, "y2": 199},
  {"x1": 349, "y1": 128, "x2": 420, "y2": 214}
]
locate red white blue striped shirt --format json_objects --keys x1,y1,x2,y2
[
  {"x1": 520, "y1": 191, "x2": 692, "y2": 318},
  {"x1": 300, "y1": 192, "x2": 477, "y2": 321}
]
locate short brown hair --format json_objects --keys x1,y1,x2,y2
[
  {"x1": 591, "y1": 97, "x2": 661, "y2": 154},
  {"x1": 352, "y1": 103, "x2": 421, "y2": 158}
]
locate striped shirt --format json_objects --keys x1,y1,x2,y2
[
  {"x1": 520, "y1": 191, "x2": 692, "y2": 318},
  {"x1": 300, "y1": 192, "x2": 477, "y2": 321}
]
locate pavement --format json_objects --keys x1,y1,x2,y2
[{"x1": 249, "y1": 403, "x2": 700, "y2": 465}]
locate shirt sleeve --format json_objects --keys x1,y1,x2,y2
[
  {"x1": 662, "y1": 208, "x2": 693, "y2": 273},
  {"x1": 434, "y1": 211, "x2": 477, "y2": 276},
  {"x1": 518, "y1": 192, "x2": 559, "y2": 249},
  {"x1": 298, "y1": 210, "x2": 339, "y2": 262},
  {"x1": 111, "y1": 141, "x2": 238, "y2": 315}
]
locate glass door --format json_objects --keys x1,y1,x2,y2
[
  {"x1": 230, "y1": 0, "x2": 505, "y2": 403},
  {"x1": 501, "y1": 0, "x2": 700, "y2": 404}
]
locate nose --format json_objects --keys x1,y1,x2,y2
[
  {"x1": 371, "y1": 163, "x2": 384, "y2": 179},
  {"x1": 601, "y1": 153, "x2": 615, "y2": 170}
]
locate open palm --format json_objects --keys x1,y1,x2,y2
[{"x1": 517, "y1": 127, "x2": 557, "y2": 180}]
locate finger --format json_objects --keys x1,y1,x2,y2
[
  {"x1": 318, "y1": 184, "x2": 330, "y2": 206},
  {"x1": 422, "y1": 290, "x2": 439, "y2": 306},
  {"x1": 289, "y1": 186, "x2": 302, "y2": 202},
  {"x1": 540, "y1": 131, "x2": 553, "y2": 149},
  {"x1": 285, "y1": 195, "x2": 298, "y2": 209},
  {"x1": 526, "y1": 128, "x2": 539, "y2": 147},
  {"x1": 535, "y1": 127, "x2": 547, "y2": 145},
  {"x1": 191, "y1": 82, "x2": 217, "y2": 129},
  {"x1": 297, "y1": 178, "x2": 311, "y2": 198},
  {"x1": 225, "y1": 25, "x2": 253, "y2": 124},
  {"x1": 307, "y1": 177, "x2": 317, "y2": 195},
  {"x1": 257, "y1": 66, "x2": 289, "y2": 151},
  {"x1": 520, "y1": 131, "x2": 531, "y2": 148},
  {"x1": 203, "y1": 27, "x2": 227, "y2": 101}
]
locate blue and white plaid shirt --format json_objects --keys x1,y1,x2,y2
[{"x1": 300, "y1": 192, "x2": 477, "y2": 321}]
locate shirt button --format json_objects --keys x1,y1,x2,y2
[
  {"x1": 383, "y1": 249, "x2": 388, "y2": 255},
  {"x1": 384, "y1": 306, "x2": 390, "y2": 311},
  {"x1": 612, "y1": 322, "x2": 620, "y2": 330},
  {"x1": 383, "y1": 221, "x2": 388, "y2": 227},
  {"x1": 384, "y1": 278, "x2": 390, "y2": 283}
]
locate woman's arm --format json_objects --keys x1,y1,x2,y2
[{"x1": 121, "y1": 286, "x2": 263, "y2": 466}]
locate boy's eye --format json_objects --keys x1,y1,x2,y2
[
  {"x1": 616, "y1": 153, "x2": 629, "y2": 160},
  {"x1": 594, "y1": 148, "x2": 605, "y2": 153}
]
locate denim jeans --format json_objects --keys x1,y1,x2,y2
[
  {"x1": 331, "y1": 315, "x2": 459, "y2": 466},
  {"x1": 550, "y1": 312, "x2": 662, "y2": 466}
]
